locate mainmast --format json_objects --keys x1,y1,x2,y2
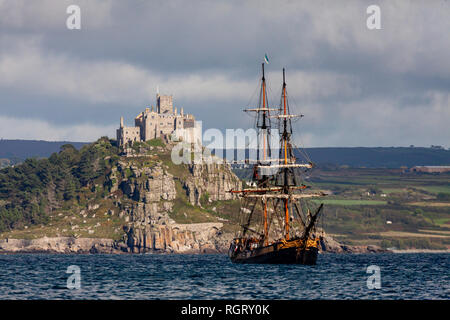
[
  {"x1": 275, "y1": 68, "x2": 308, "y2": 239},
  {"x1": 282, "y1": 68, "x2": 290, "y2": 240}
]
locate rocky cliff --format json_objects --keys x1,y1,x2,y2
[
  {"x1": 0, "y1": 233, "x2": 388, "y2": 254},
  {"x1": 319, "y1": 233, "x2": 388, "y2": 253},
  {"x1": 109, "y1": 143, "x2": 241, "y2": 253},
  {"x1": 0, "y1": 237, "x2": 119, "y2": 254},
  {"x1": 184, "y1": 163, "x2": 241, "y2": 206},
  {"x1": 124, "y1": 223, "x2": 232, "y2": 254},
  {"x1": 0, "y1": 139, "x2": 243, "y2": 254}
]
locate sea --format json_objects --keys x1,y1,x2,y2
[{"x1": 0, "y1": 253, "x2": 448, "y2": 300}]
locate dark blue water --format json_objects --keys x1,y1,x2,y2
[{"x1": 0, "y1": 253, "x2": 448, "y2": 299}]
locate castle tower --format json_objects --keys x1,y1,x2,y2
[{"x1": 157, "y1": 94, "x2": 173, "y2": 114}]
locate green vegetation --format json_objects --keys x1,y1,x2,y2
[
  {"x1": 1, "y1": 137, "x2": 448, "y2": 252},
  {"x1": 437, "y1": 193, "x2": 450, "y2": 201},
  {"x1": 301, "y1": 167, "x2": 450, "y2": 249},
  {"x1": 417, "y1": 185, "x2": 450, "y2": 194},
  {"x1": 200, "y1": 192, "x2": 210, "y2": 207},
  {"x1": 380, "y1": 238, "x2": 447, "y2": 250},
  {"x1": 312, "y1": 199, "x2": 387, "y2": 206},
  {"x1": 159, "y1": 153, "x2": 189, "y2": 179},
  {"x1": 146, "y1": 138, "x2": 165, "y2": 148},
  {"x1": 0, "y1": 137, "x2": 119, "y2": 233},
  {"x1": 169, "y1": 181, "x2": 217, "y2": 223}
]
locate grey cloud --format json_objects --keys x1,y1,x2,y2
[{"x1": 0, "y1": 0, "x2": 448, "y2": 147}]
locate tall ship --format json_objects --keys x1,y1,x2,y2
[{"x1": 228, "y1": 64, "x2": 326, "y2": 265}]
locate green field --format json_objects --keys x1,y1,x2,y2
[
  {"x1": 416, "y1": 185, "x2": 450, "y2": 194},
  {"x1": 434, "y1": 217, "x2": 450, "y2": 226},
  {"x1": 304, "y1": 168, "x2": 450, "y2": 250},
  {"x1": 312, "y1": 199, "x2": 388, "y2": 206}
]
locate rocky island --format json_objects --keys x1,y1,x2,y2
[
  {"x1": 0, "y1": 136, "x2": 386, "y2": 255},
  {"x1": 0, "y1": 136, "x2": 240, "y2": 253}
]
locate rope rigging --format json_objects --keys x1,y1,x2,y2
[{"x1": 230, "y1": 64, "x2": 326, "y2": 247}]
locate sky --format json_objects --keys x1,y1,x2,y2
[{"x1": 0, "y1": 0, "x2": 448, "y2": 147}]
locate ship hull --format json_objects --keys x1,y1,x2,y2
[{"x1": 229, "y1": 241, "x2": 318, "y2": 265}]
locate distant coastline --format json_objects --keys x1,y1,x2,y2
[
  {"x1": 2, "y1": 139, "x2": 450, "y2": 168},
  {"x1": 0, "y1": 235, "x2": 393, "y2": 255},
  {"x1": 2, "y1": 236, "x2": 448, "y2": 255},
  {"x1": 391, "y1": 249, "x2": 450, "y2": 253}
]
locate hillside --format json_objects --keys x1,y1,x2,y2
[
  {"x1": 0, "y1": 138, "x2": 242, "y2": 253},
  {"x1": 305, "y1": 167, "x2": 450, "y2": 250},
  {"x1": 230, "y1": 164, "x2": 450, "y2": 250},
  {"x1": 298, "y1": 147, "x2": 450, "y2": 168},
  {"x1": 0, "y1": 138, "x2": 448, "y2": 253},
  {"x1": 219, "y1": 146, "x2": 450, "y2": 168}
]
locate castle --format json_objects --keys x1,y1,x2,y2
[{"x1": 117, "y1": 94, "x2": 197, "y2": 147}]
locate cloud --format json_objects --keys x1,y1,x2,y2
[
  {"x1": 294, "y1": 91, "x2": 450, "y2": 147},
  {"x1": 0, "y1": 0, "x2": 112, "y2": 30},
  {"x1": 0, "y1": 116, "x2": 115, "y2": 142},
  {"x1": 0, "y1": 0, "x2": 448, "y2": 147},
  {"x1": 0, "y1": 37, "x2": 358, "y2": 106}
]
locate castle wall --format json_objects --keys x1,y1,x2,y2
[
  {"x1": 117, "y1": 126, "x2": 141, "y2": 147},
  {"x1": 118, "y1": 94, "x2": 195, "y2": 147},
  {"x1": 157, "y1": 114, "x2": 177, "y2": 136},
  {"x1": 143, "y1": 111, "x2": 159, "y2": 140}
]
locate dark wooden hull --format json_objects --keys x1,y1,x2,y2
[{"x1": 229, "y1": 241, "x2": 318, "y2": 265}]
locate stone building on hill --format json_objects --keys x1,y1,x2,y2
[{"x1": 117, "y1": 94, "x2": 198, "y2": 147}]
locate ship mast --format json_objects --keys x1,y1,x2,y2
[
  {"x1": 275, "y1": 68, "x2": 307, "y2": 240},
  {"x1": 243, "y1": 63, "x2": 273, "y2": 245},
  {"x1": 282, "y1": 68, "x2": 290, "y2": 240},
  {"x1": 231, "y1": 65, "x2": 325, "y2": 247},
  {"x1": 257, "y1": 63, "x2": 270, "y2": 167},
  {"x1": 261, "y1": 63, "x2": 269, "y2": 244}
]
